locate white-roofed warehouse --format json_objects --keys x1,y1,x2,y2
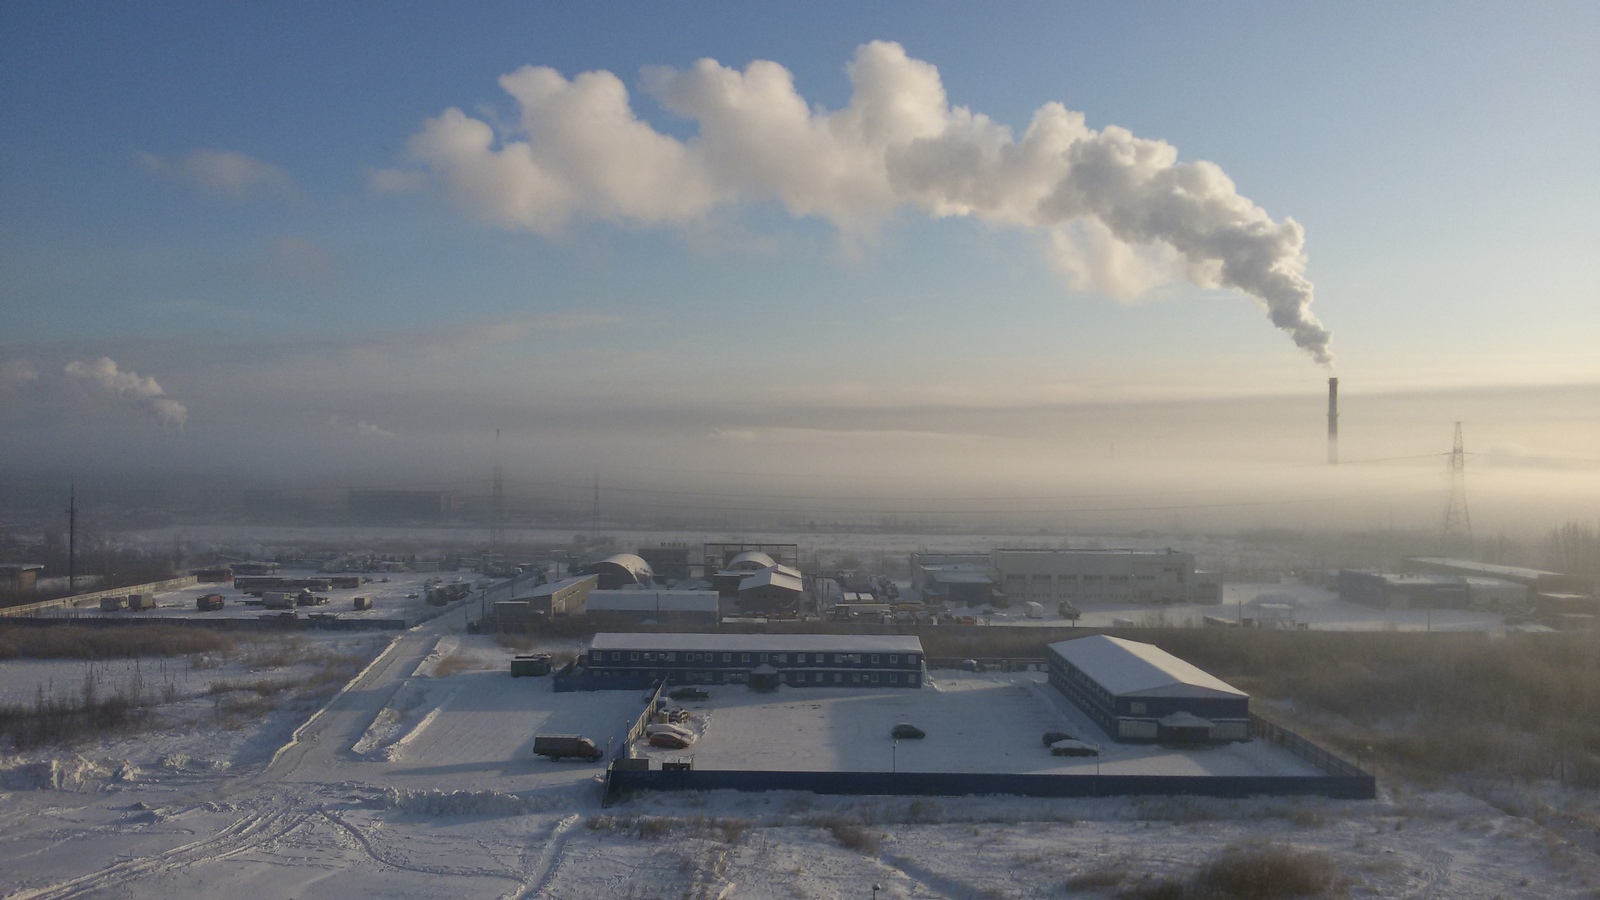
[
  {"x1": 1047, "y1": 635, "x2": 1249, "y2": 743},
  {"x1": 585, "y1": 589, "x2": 720, "y2": 629}
]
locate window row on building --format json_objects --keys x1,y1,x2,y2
[{"x1": 584, "y1": 633, "x2": 925, "y2": 689}]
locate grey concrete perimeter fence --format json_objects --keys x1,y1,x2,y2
[
  {"x1": 0, "y1": 613, "x2": 411, "y2": 632},
  {"x1": 606, "y1": 768, "x2": 1375, "y2": 801},
  {"x1": 605, "y1": 709, "x2": 1376, "y2": 802},
  {"x1": 0, "y1": 576, "x2": 200, "y2": 617}
]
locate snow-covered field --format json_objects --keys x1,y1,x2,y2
[{"x1": 4, "y1": 609, "x2": 1598, "y2": 897}]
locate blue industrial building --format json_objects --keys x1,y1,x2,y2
[{"x1": 1047, "y1": 635, "x2": 1249, "y2": 743}]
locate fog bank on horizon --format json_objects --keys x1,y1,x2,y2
[{"x1": 3, "y1": 382, "x2": 1595, "y2": 537}]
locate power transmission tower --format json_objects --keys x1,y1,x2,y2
[
  {"x1": 490, "y1": 429, "x2": 505, "y2": 555},
  {"x1": 1441, "y1": 421, "x2": 1473, "y2": 556}
]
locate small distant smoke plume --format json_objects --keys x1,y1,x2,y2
[
  {"x1": 137, "y1": 148, "x2": 297, "y2": 200},
  {"x1": 382, "y1": 41, "x2": 1333, "y2": 364},
  {"x1": 65, "y1": 357, "x2": 188, "y2": 429},
  {"x1": 329, "y1": 415, "x2": 395, "y2": 439}
]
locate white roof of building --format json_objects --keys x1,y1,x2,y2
[
  {"x1": 590, "y1": 633, "x2": 923, "y2": 655},
  {"x1": 726, "y1": 550, "x2": 777, "y2": 570},
  {"x1": 529, "y1": 575, "x2": 596, "y2": 598},
  {"x1": 586, "y1": 590, "x2": 719, "y2": 613},
  {"x1": 1048, "y1": 635, "x2": 1246, "y2": 700},
  {"x1": 738, "y1": 567, "x2": 804, "y2": 593},
  {"x1": 1405, "y1": 557, "x2": 1561, "y2": 581}
]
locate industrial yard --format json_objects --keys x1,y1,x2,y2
[
  {"x1": 3, "y1": 621, "x2": 1597, "y2": 897},
  {"x1": 0, "y1": 524, "x2": 1596, "y2": 896},
  {"x1": 629, "y1": 674, "x2": 1324, "y2": 778}
]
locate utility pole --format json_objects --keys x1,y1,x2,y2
[
  {"x1": 490, "y1": 429, "x2": 505, "y2": 557},
  {"x1": 66, "y1": 483, "x2": 77, "y2": 594},
  {"x1": 591, "y1": 473, "x2": 600, "y2": 536},
  {"x1": 1442, "y1": 422, "x2": 1473, "y2": 557}
]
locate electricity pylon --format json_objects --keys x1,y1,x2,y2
[{"x1": 1441, "y1": 422, "x2": 1473, "y2": 556}]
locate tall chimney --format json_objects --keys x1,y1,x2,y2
[{"x1": 1326, "y1": 377, "x2": 1339, "y2": 465}]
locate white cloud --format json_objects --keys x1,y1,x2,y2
[
  {"x1": 1, "y1": 358, "x2": 40, "y2": 393},
  {"x1": 386, "y1": 41, "x2": 1332, "y2": 364},
  {"x1": 64, "y1": 356, "x2": 187, "y2": 429},
  {"x1": 138, "y1": 148, "x2": 297, "y2": 200}
]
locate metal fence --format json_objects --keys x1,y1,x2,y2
[
  {"x1": 1249, "y1": 713, "x2": 1367, "y2": 778},
  {"x1": 618, "y1": 680, "x2": 669, "y2": 760}
]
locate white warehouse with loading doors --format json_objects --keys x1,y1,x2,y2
[{"x1": 1047, "y1": 635, "x2": 1250, "y2": 743}]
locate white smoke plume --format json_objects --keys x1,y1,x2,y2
[
  {"x1": 382, "y1": 41, "x2": 1332, "y2": 364},
  {"x1": 65, "y1": 357, "x2": 188, "y2": 429}
]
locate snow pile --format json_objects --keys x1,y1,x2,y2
[
  {"x1": 156, "y1": 752, "x2": 231, "y2": 773},
  {"x1": 381, "y1": 787, "x2": 573, "y2": 818},
  {"x1": 351, "y1": 680, "x2": 454, "y2": 761},
  {"x1": 411, "y1": 635, "x2": 459, "y2": 678},
  {"x1": 0, "y1": 755, "x2": 130, "y2": 791}
]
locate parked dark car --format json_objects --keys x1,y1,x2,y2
[
  {"x1": 669, "y1": 687, "x2": 710, "y2": 701},
  {"x1": 1042, "y1": 730, "x2": 1074, "y2": 747},
  {"x1": 533, "y1": 734, "x2": 603, "y2": 762},
  {"x1": 1050, "y1": 739, "x2": 1100, "y2": 757},
  {"x1": 891, "y1": 723, "x2": 926, "y2": 739}
]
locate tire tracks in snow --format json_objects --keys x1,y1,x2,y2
[
  {"x1": 318, "y1": 808, "x2": 520, "y2": 882},
  {"x1": 10, "y1": 804, "x2": 309, "y2": 900},
  {"x1": 516, "y1": 812, "x2": 580, "y2": 899}
]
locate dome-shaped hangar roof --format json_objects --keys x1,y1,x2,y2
[
  {"x1": 727, "y1": 550, "x2": 777, "y2": 571},
  {"x1": 583, "y1": 553, "x2": 654, "y2": 588}
]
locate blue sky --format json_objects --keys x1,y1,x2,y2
[{"x1": 2, "y1": 2, "x2": 1597, "y2": 529}]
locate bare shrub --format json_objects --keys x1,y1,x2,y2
[
  {"x1": 1193, "y1": 842, "x2": 1346, "y2": 898},
  {"x1": 802, "y1": 814, "x2": 881, "y2": 854},
  {"x1": 0, "y1": 625, "x2": 234, "y2": 660},
  {"x1": 241, "y1": 636, "x2": 309, "y2": 669},
  {"x1": 584, "y1": 813, "x2": 751, "y2": 845},
  {"x1": 1066, "y1": 865, "x2": 1127, "y2": 890},
  {"x1": 0, "y1": 672, "x2": 161, "y2": 749},
  {"x1": 207, "y1": 677, "x2": 289, "y2": 697}
]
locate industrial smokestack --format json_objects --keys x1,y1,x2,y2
[{"x1": 1327, "y1": 377, "x2": 1339, "y2": 465}]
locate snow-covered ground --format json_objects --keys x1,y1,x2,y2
[{"x1": 4, "y1": 611, "x2": 1598, "y2": 897}]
